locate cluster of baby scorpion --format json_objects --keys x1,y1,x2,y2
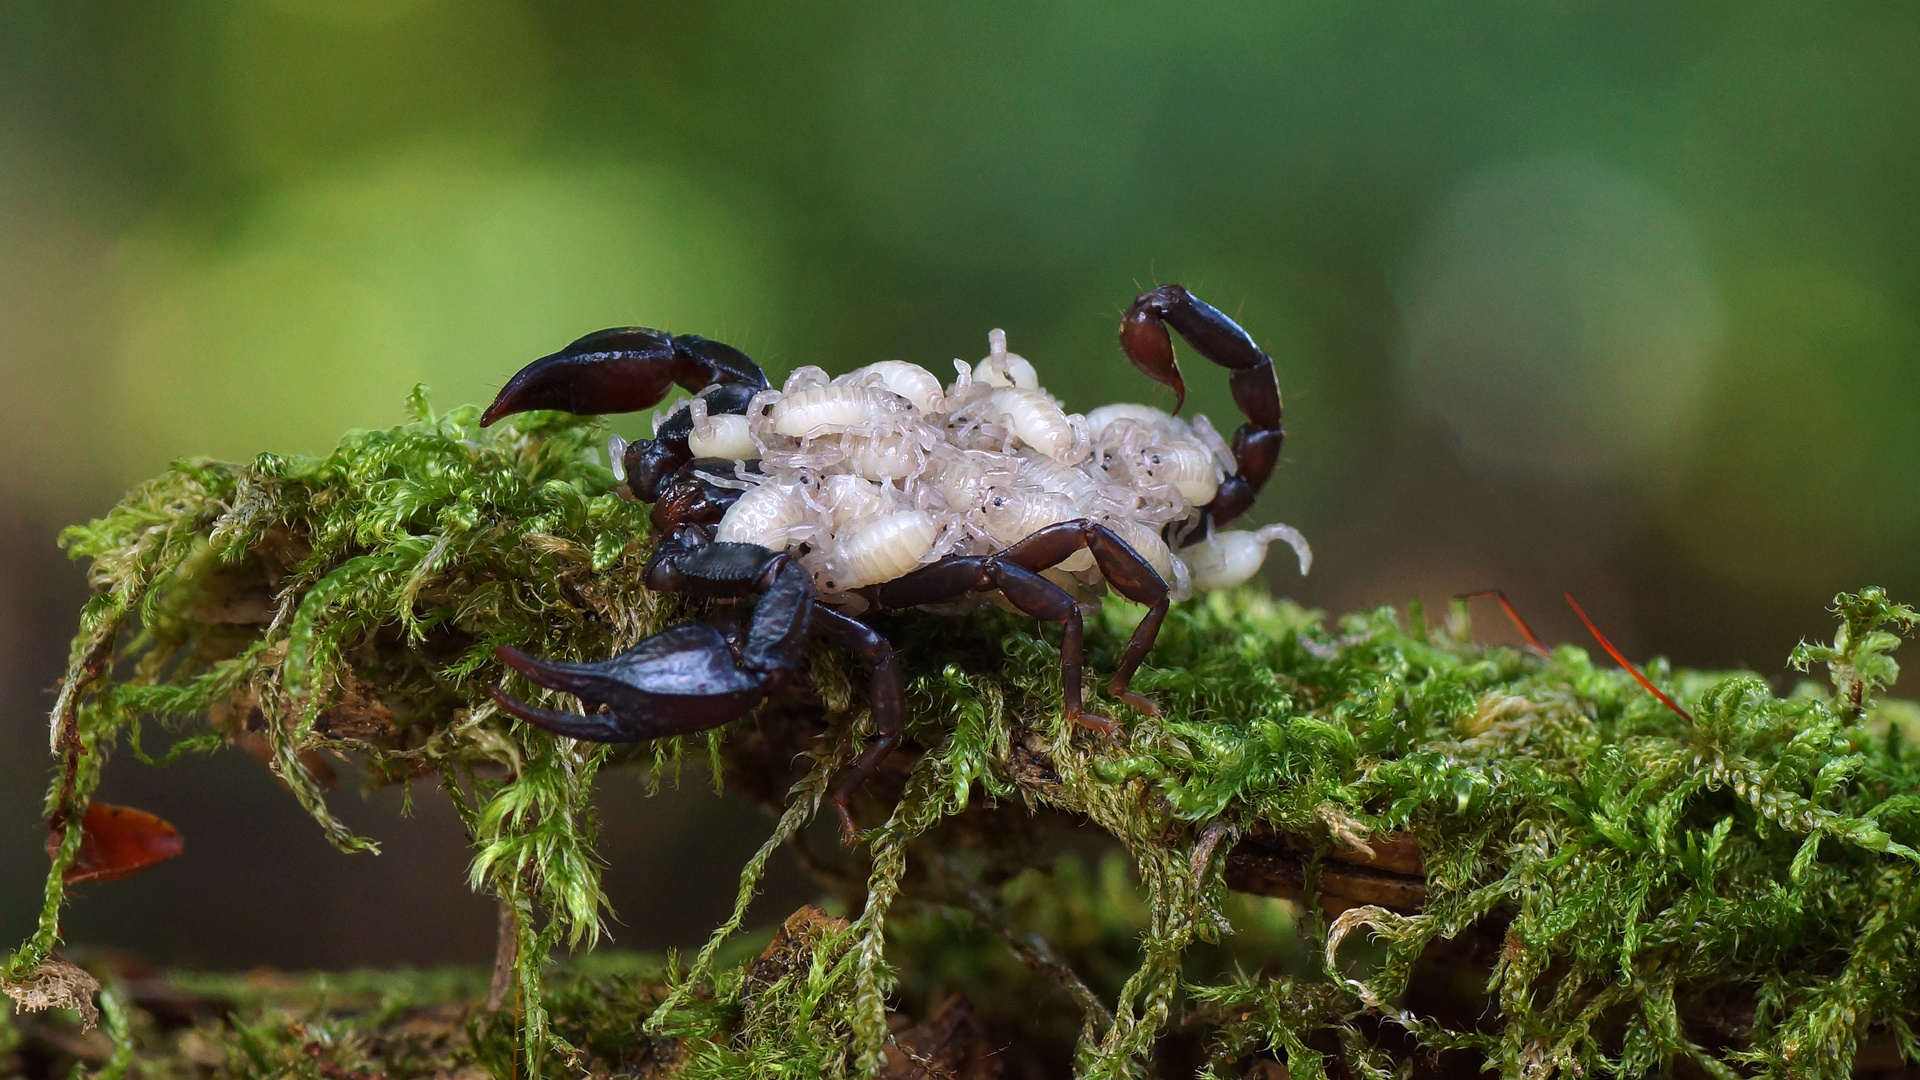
[{"x1": 609, "y1": 330, "x2": 1311, "y2": 614}]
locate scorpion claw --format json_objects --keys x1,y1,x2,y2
[
  {"x1": 480, "y1": 328, "x2": 770, "y2": 427},
  {"x1": 492, "y1": 629, "x2": 771, "y2": 741},
  {"x1": 482, "y1": 328, "x2": 685, "y2": 426},
  {"x1": 488, "y1": 687, "x2": 645, "y2": 743}
]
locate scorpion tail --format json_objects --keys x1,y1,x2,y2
[{"x1": 1119, "y1": 285, "x2": 1284, "y2": 529}]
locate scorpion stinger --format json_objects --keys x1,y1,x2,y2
[{"x1": 1119, "y1": 285, "x2": 1284, "y2": 527}]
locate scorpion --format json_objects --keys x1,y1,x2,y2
[{"x1": 480, "y1": 285, "x2": 1310, "y2": 840}]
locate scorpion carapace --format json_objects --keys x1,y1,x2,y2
[{"x1": 481, "y1": 286, "x2": 1311, "y2": 839}]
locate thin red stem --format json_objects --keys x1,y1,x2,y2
[
  {"x1": 1564, "y1": 592, "x2": 1694, "y2": 723},
  {"x1": 1455, "y1": 589, "x2": 1549, "y2": 656}
]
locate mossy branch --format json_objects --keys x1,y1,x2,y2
[{"x1": 8, "y1": 393, "x2": 1920, "y2": 1079}]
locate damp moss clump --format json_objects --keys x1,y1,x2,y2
[{"x1": 7, "y1": 396, "x2": 1920, "y2": 1079}]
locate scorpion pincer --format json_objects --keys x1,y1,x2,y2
[{"x1": 480, "y1": 285, "x2": 1311, "y2": 841}]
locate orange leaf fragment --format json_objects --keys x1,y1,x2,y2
[{"x1": 48, "y1": 802, "x2": 185, "y2": 884}]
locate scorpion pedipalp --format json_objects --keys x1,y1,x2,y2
[
  {"x1": 495, "y1": 546, "x2": 812, "y2": 742},
  {"x1": 499, "y1": 537, "x2": 902, "y2": 842}
]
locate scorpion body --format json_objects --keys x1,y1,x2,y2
[{"x1": 482, "y1": 285, "x2": 1309, "y2": 838}]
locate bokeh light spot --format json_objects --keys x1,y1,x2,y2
[{"x1": 1398, "y1": 154, "x2": 1724, "y2": 482}]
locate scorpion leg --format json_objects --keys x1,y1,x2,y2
[
  {"x1": 810, "y1": 607, "x2": 904, "y2": 843},
  {"x1": 999, "y1": 521, "x2": 1171, "y2": 717},
  {"x1": 987, "y1": 563, "x2": 1117, "y2": 736},
  {"x1": 874, "y1": 556, "x2": 1118, "y2": 737},
  {"x1": 1119, "y1": 284, "x2": 1285, "y2": 528}
]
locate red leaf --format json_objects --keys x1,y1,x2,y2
[{"x1": 49, "y1": 802, "x2": 185, "y2": 884}]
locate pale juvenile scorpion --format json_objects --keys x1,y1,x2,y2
[{"x1": 480, "y1": 285, "x2": 1311, "y2": 839}]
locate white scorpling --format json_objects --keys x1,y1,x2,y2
[{"x1": 688, "y1": 330, "x2": 1308, "y2": 608}]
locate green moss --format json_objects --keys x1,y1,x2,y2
[{"x1": 8, "y1": 394, "x2": 1920, "y2": 1078}]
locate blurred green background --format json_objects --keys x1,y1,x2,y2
[{"x1": 3, "y1": 1, "x2": 1917, "y2": 972}]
